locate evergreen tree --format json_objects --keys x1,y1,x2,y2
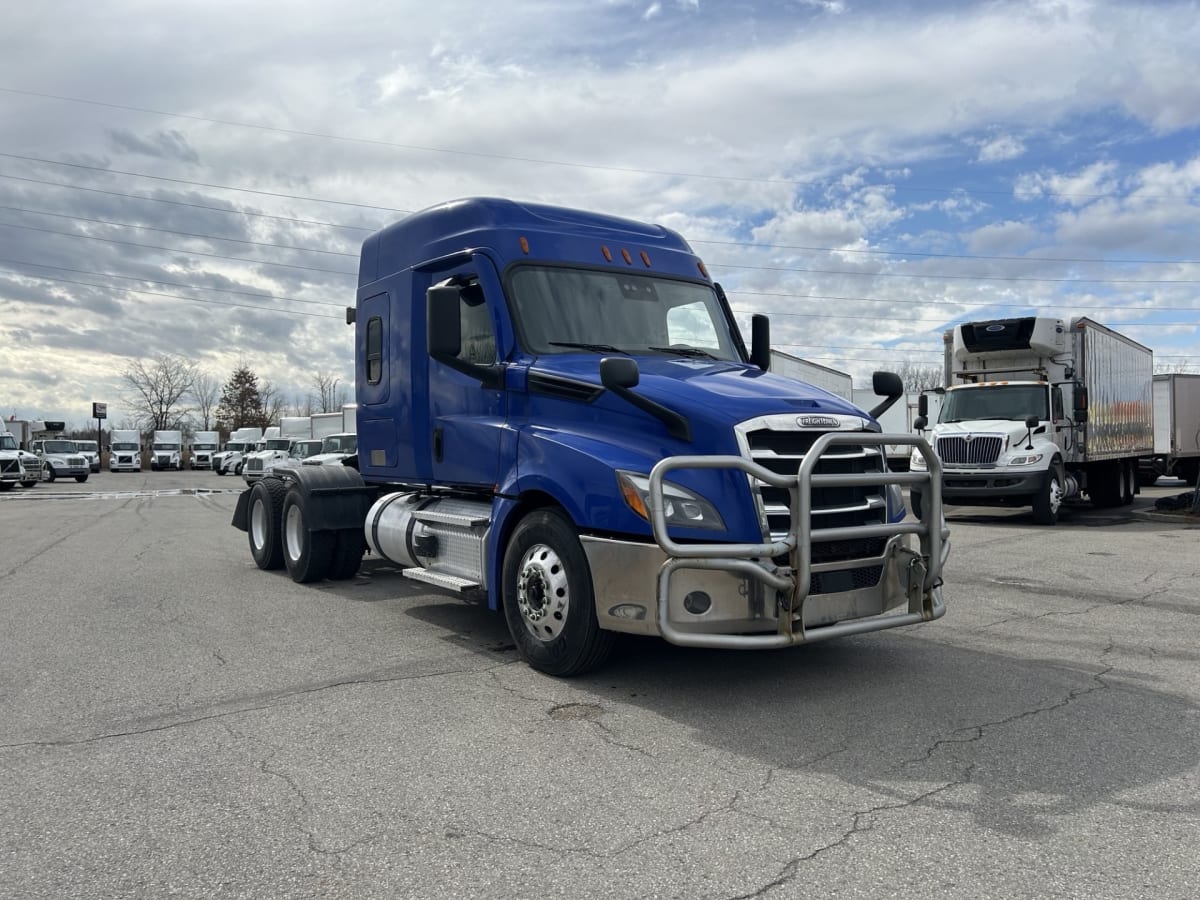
[{"x1": 216, "y1": 366, "x2": 267, "y2": 430}]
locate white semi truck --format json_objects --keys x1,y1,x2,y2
[
  {"x1": 911, "y1": 316, "x2": 1153, "y2": 525},
  {"x1": 150, "y1": 430, "x2": 183, "y2": 471},
  {"x1": 32, "y1": 438, "x2": 90, "y2": 482},
  {"x1": 1139, "y1": 373, "x2": 1200, "y2": 486},
  {"x1": 109, "y1": 429, "x2": 143, "y2": 472},
  {"x1": 189, "y1": 431, "x2": 220, "y2": 470},
  {"x1": 214, "y1": 427, "x2": 263, "y2": 476},
  {"x1": 301, "y1": 404, "x2": 358, "y2": 468},
  {"x1": 74, "y1": 439, "x2": 101, "y2": 472},
  {"x1": 244, "y1": 417, "x2": 311, "y2": 483}
]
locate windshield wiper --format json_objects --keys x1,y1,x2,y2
[
  {"x1": 648, "y1": 345, "x2": 720, "y2": 360},
  {"x1": 548, "y1": 341, "x2": 629, "y2": 354}
]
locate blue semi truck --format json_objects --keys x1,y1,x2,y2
[{"x1": 233, "y1": 197, "x2": 948, "y2": 675}]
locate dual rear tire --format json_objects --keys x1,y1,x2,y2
[{"x1": 247, "y1": 479, "x2": 364, "y2": 583}]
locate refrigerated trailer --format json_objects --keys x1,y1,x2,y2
[{"x1": 1140, "y1": 373, "x2": 1200, "y2": 486}]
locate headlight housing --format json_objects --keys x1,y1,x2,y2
[
  {"x1": 616, "y1": 470, "x2": 725, "y2": 531},
  {"x1": 1007, "y1": 453, "x2": 1044, "y2": 466},
  {"x1": 909, "y1": 448, "x2": 928, "y2": 470}
]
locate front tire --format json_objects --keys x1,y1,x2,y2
[
  {"x1": 281, "y1": 490, "x2": 334, "y2": 583},
  {"x1": 1031, "y1": 466, "x2": 1063, "y2": 525},
  {"x1": 46, "y1": 466, "x2": 57, "y2": 483},
  {"x1": 248, "y1": 479, "x2": 287, "y2": 570},
  {"x1": 501, "y1": 509, "x2": 614, "y2": 677},
  {"x1": 75, "y1": 473, "x2": 88, "y2": 483}
]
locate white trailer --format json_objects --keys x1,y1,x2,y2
[
  {"x1": 109, "y1": 429, "x2": 143, "y2": 472},
  {"x1": 0, "y1": 423, "x2": 32, "y2": 490},
  {"x1": 150, "y1": 430, "x2": 183, "y2": 471},
  {"x1": 311, "y1": 412, "x2": 343, "y2": 441},
  {"x1": 769, "y1": 350, "x2": 853, "y2": 400},
  {"x1": 853, "y1": 389, "x2": 926, "y2": 471},
  {"x1": 1141, "y1": 373, "x2": 1200, "y2": 486},
  {"x1": 189, "y1": 430, "x2": 220, "y2": 469},
  {"x1": 913, "y1": 316, "x2": 1153, "y2": 525}
]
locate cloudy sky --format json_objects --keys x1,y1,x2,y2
[{"x1": 3, "y1": 0, "x2": 1199, "y2": 429}]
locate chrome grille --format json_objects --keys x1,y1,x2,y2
[
  {"x1": 1, "y1": 459, "x2": 18, "y2": 474},
  {"x1": 936, "y1": 435, "x2": 1003, "y2": 466},
  {"x1": 740, "y1": 421, "x2": 888, "y2": 590},
  {"x1": 246, "y1": 458, "x2": 264, "y2": 473}
]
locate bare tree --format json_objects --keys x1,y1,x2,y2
[
  {"x1": 311, "y1": 371, "x2": 345, "y2": 413},
  {"x1": 191, "y1": 372, "x2": 221, "y2": 430},
  {"x1": 120, "y1": 354, "x2": 197, "y2": 431},
  {"x1": 259, "y1": 379, "x2": 288, "y2": 427},
  {"x1": 891, "y1": 360, "x2": 944, "y2": 393},
  {"x1": 1156, "y1": 360, "x2": 1196, "y2": 374}
]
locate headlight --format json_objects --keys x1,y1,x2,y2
[
  {"x1": 909, "y1": 448, "x2": 928, "y2": 470},
  {"x1": 616, "y1": 470, "x2": 725, "y2": 531},
  {"x1": 1007, "y1": 453, "x2": 1044, "y2": 466}
]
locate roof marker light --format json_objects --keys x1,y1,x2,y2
[
  {"x1": 697, "y1": 261, "x2": 709, "y2": 278},
  {"x1": 601, "y1": 245, "x2": 613, "y2": 261},
  {"x1": 519, "y1": 236, "x2": 530, "y2": 254},
  {"x1": 640, "y1": 251, "x2": 651, "y2": 267},
  {"x1": 621, "y1": 248, "x2": 632, "y2": 264}
]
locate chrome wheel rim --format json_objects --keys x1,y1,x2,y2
[
  {"x1": 284, "y1": 504, "x2": 304, "y2": 563},
  {"x1": 250, "y1": 496, "x2": 267, "y2": 550},
  {"x1": 516, "y1": 543, "x2": 569, "y2": 642}
]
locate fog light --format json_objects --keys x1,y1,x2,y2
[{"x1": 683, "y1": 591, "x2": 712, "y2": 615}]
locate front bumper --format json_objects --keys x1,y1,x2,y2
[
  {"x1": 933, "y1": 467, "x2": 1044, "y2": 502},
  {"x1": 586, "y1": 433, "x2": 949, "y2": 648},
  {"x1": 110, "y1": 455, "x2": 141, "y2": 471}
]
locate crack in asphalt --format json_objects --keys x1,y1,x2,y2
[
  {"x1": 0, "y1": 662, "x2": 508, "y2": 751},
  {"x1": 724, "y1": 772, "x2": 973, "y2": 900}
]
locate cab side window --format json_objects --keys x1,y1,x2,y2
[
  {"x1": 1052, "y1": 386, "x2": 1064, "y2": 422},
  {"x1": 366, "y1": 316, "x2": 383, "y2": 385}
]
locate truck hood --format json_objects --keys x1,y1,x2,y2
[{"x1": 534, "y1": 355, "x2": 869, "y2": 426}]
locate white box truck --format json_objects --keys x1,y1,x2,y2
[
  {"x1": 1140, "y1": 373, "x2": 1200, "y2": 486},
  {"x1": 150, "y1": 430, "x2": 183, "y2": 471},
  {"x1": 769, "y1": 350, "x2": 853, "y2": 400},
  {"x1": 301, "y1": 405, "x2": 358, "y2": 468},
  {"x1": 0, "y1": 423, "x2": 30, "y2": 490},
  {"x1": 74, "y1": 439, "x2": 101, "y2": 472},
  {"x1": 911, "y1": 316, "x2": 1153, "y2": 525},
  {"x1": 189, "y1": 431, "x2": 220, "y2": 470},
  {"x1": 109, "y1": 429, "x2": 143, "y2": 472}
]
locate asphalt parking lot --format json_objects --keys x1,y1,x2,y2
[{"x1": 1, "y1": 470, "x2": 1198, "y2": 899}]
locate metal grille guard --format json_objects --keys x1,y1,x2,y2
[{"x1": 648, "y1": 433, "x2": 947, "y2": 649}]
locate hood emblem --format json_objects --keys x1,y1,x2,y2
[
  {"x1": 798, "y1": 415, "x2": 840, "y2": 428},
  {"x1": 963, "y1": 433, "x2": 975, "y2": 442}
]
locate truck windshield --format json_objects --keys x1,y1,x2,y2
[
  {"x1": 265, "y1": 439, "x2": 291, "y2": 450},
  {"x1": 292, "y1": 440, "x2": 323, "y2": 458},
  {"x1": 321, "y1": 435, "x2": 357, "y2": 453},
  {"x1": 224, "y1": 442, "x2": 245, "y2": 452},
  {"x1": 193, "y1": 443, "x2": 217, "y2": 450},
  {"x1": 1, "y1": 435, "x2": 15, "y2": 450},
  {"x1": 112, "y1": 442, "x2": 139, "y2": 451},
  {"x1": 940, "y1": 384, "x2": 1050, "y2": 422},
  {"x1": 152, "y1": 442, "x2": 179, "y2": 450},
  {"x1": 508, "y1": 266, "x2": 740, "y2": 360},
  {"x1": 76, "y1": 441, "x2": 98, "y2": 451},
  {"x1": 43, "y1": 440, "x2": 77, "y2": 453}
]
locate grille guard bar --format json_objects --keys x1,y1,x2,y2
[{"x1": 647, "y1": 433, "x2": 947, "y2": 649}]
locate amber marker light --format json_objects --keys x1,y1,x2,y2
[
  {"x1": 697, "y1": 261, "x2": 709, "y2": 278},
  {"x1": 519, "y1": 236, "x2": 530, "y2": 254},
  {"x1": 602, "y1": 245, "x2": 613, "y2": 261},
  {"x1": 619, "y1": 477, "x2": 649, "y2": 520},
  {"x1": 621, "y1": 248, "x2": 632, "y2": 264},
  {"x1": 640, "y1": 251, "x2": 651, "y2": 267}
]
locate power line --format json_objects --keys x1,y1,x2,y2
[
  {"x1": 0, "y1": 221, "x2": 357, "y2": 276},
  {"x1": 0, "y1": 151, "x2": 411, "y2": 213},
  {"x1": 0, "y1": 86, "x2": 1169, "y2": 201},
  {"x1": 0, "y1": 258, "x2": 344, "y2": 309},
  {"x1": 0, "y1": 204, "x2": 358, "y2": 257},
  {"x1": 708, "y1": 260, "x2": 1200, "y2": 285},
  {"x1": 6, "y1": 270, "x2": 342, "y2": 319},
  {"x1": 727, "y1": 288, "x2": 1200, "y2": 313},
  {"x1": 0, "y1": 171, "x2": 377, "y2": 231},
  {"x1": 6, "y1": 154, "x2": 1200, "y2": 274}
]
